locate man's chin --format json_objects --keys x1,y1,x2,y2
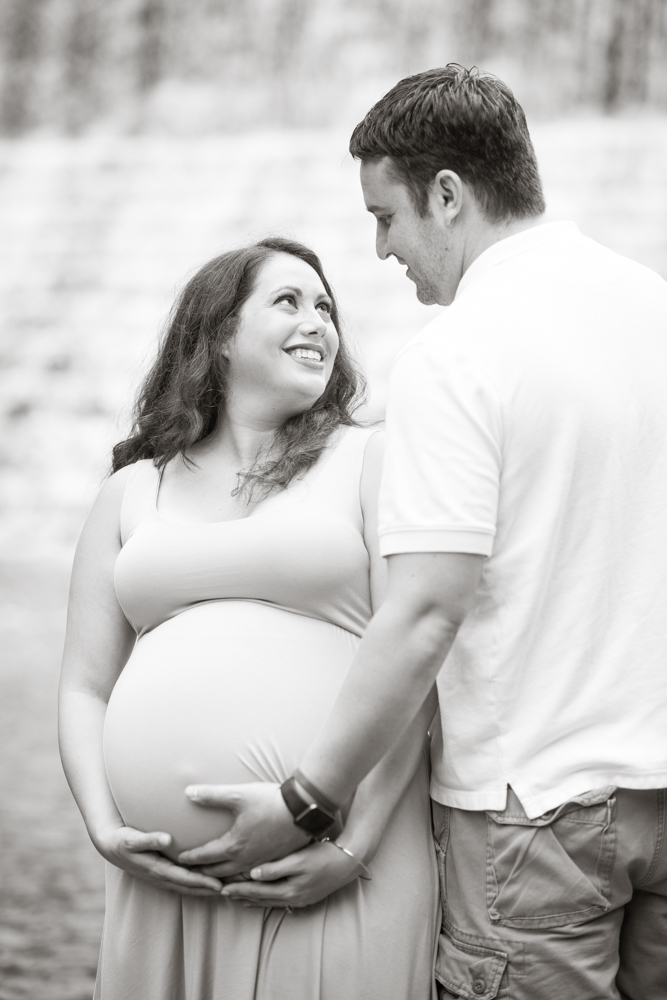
[
  {"x1": 415, "y1": 284, "x2": 438, "y2": 306},
  {"x1": 406, "y1": 269, "x2": 441, "y2": 305}
]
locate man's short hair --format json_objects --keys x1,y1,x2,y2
[{"x1": 349, "y1": 64, "x2": 546, "y2": 223}]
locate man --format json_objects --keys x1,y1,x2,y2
[{"x1": 180, "y1": 66, "x2": 667, "y2": 998}]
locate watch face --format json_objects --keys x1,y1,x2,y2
[{"x1": 296, "y1": 803, "x2": 336, "y2": 839}]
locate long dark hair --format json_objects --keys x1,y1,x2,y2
[{"x1": 111, "y1": 237, "x2": 366, "y2": 500}]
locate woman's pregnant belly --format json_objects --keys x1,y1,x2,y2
[{"x1": 103, "y1": 600, "x2": 359, "y2": 858}]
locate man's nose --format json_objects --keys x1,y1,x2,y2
[{"x1": 375, "y1": 225, "x2": 390, "y2": 260}]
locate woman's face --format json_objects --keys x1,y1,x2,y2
[{"x1": 223, "y1": 253, "x2": 340, "y2": 420}]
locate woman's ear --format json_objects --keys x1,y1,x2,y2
[{"x1": 218, "y1": 318, "x2": 237, "y2": 360}]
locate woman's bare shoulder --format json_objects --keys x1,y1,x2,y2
[
  {"x1": 79, "y1": 463, "x2": 142, "y2": 543},
  {"x1": 360, "y1": 428, "x2": 385, "y2": 503},
  {"x1": 361, "y1": 426, "x2": 385, "y2": 465}
]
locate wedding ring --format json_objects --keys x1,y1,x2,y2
[{"x1": 285, "y1": 905, "x2": 294, "y2": 914}]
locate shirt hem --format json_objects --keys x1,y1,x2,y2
[
  {"x1": 431, "y1": 768, "x2": 667, "y2": 819},
  {"x1": 379, "y1": 528, "x2": 494, "y2": 557}
]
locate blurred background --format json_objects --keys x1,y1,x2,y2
[{"x1": 1, "y1": 1, "x2": 666, "y2": 996}]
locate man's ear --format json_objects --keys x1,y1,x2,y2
[{"x1": 429, "y1": 170, "x2": 464, "y2": 226}]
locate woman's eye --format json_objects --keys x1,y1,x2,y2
[
  {"x1": 317, "y1": 301, "x2": 332, "y2": 315},
  {"x1": 276, "y1": 294, "x2": 297, "y2": 307}
]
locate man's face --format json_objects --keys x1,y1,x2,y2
[{"x1": 360, "y1": 157, "x2": 457, "y2": 306}]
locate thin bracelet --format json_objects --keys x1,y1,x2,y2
[{"x1": 321, "y1": 838, "x2": 372, "y2": 880}]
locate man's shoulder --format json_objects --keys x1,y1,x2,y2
[
  {"x1": 573, "y1": 232, "x2": 667, "y2": 287},
  {"x1": 393, "y1": 301, "x2": 495, "y2": 376},
  {"x1": 396, "y1": 306, "x2": 471, "y2": 356},
  {"x1": 390, "y1": 312, "x2": 500, "y2": 404}
]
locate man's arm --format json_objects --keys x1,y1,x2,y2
[
  {"x1": 298, "y1": 549, "x2": 483, "y2": 803},
  {"x1": 178, "y1": 549, "x2": 483, "y2": 872}
]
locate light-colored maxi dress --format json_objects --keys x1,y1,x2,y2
[{"x1": 96, "y1": 426, "x2": 439, "y2": 1000}]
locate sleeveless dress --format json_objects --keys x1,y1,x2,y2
[{"x1": 96, "y1": 426, "x2": 439, "y2": 1000}]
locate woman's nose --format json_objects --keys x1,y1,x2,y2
[{"x1": 298, "y1": 312, "x2": 327, "y2": 337}]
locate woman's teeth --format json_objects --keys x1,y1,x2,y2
[{"x1": 289, "y1": 348, "x2": 322, "y2": 361}]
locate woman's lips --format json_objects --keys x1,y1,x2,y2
[{"x1": 284, "y1": 349, "x2": 325, "y2": 370}]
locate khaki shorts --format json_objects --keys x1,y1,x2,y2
[{"x1": 432, "y1": 786, "x2": 667, "y2": 1000}]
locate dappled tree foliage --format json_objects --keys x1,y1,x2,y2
[{"x1": 0, "y1": 0, "x2": 665, "y2": 133}]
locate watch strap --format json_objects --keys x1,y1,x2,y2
[
  {"x1": 280, "y1": 777, "x2": 337, "y2": 838},
  {"x1": 293, "y1": 768, "x2": 340, "y2": 815}
]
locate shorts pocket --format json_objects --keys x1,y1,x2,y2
[
  {"x1": 486, "y1": 788, "x2": 616, "y2": 928},
  {"x1": 435, "y1": 926, "x2": 508, "y2": 1000}
]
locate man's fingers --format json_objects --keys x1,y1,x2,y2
[
  {"x1": 185, "y1": 784, "x2": 242, "y2": 810},
  {"x1": 198, "y1": 855, "x2": 303, "y2": 880},
  {"x1": 198, "y1": 861, "x2": 248, "y2": 878},
  {"x1": 178, "y1": 833, "x2": 236, "y2": 866}
]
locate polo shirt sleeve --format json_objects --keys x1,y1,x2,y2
[{"x1": 378, "y1": 337, "x2": 503, "y2": 557}]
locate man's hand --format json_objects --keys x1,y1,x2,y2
[
  {"x1": 217, "y1": 840, "x2": 363, "y2": 909},
  {"x1": 177, "y1": 782, "x2": 310, "y2": 876},
  {"x1": 94, "y1": 824, "x2": 224, "y2": 896}
]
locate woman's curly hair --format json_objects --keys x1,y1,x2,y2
[{"x1": 111, "y1": 237, "x2": 366, "y2": 500}]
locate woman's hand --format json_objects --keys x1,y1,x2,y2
[
  {"x1": 212, "y1": 840, "x2": 365, "y2": 910},
  {"x1": 94, "y1": 824, "x2": 224, "y2": 897}
]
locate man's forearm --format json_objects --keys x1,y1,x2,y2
[
  {"x1": 298, "y1": 551, "x2": 485, "y2": 807},
  {"x1": 338, "y1": 687, "x2": 438, "y2": 865},
  {"x1": 298, "y1": 599, "x2": 458, "y2": 806}
]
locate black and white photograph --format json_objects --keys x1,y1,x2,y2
[{"x1": 1, "y1": 2, "x2": 667, "y2": 998}]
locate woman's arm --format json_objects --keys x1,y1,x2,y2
[
  {"x1": 213, "y1": 430, "x2": 437, "y2": 906},
  {"x1": 59, "y1": 467, "x2": 222, "y2": 896}
]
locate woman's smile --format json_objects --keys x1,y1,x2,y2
[{"x1": 283, "y1": 344, "x2": 326, "y2": 370}]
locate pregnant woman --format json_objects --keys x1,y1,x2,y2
[{"x1": 59, "y1": 237, "x2": 439, "y2": 999}]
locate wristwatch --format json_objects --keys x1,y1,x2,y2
[{"x1": 280, "y1": 776, "x2": 337, "y2": 838}]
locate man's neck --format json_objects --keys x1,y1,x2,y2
[{"x1": 462, "y1": 213, "x2": 547, "y2": 276}]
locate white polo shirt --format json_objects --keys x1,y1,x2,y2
[{"x1": 379, "y1": 221, "x2": 667, "y2": 818}]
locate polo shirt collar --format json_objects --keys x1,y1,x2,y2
[{"x1": 455, "y1": 220, "x2": 581, "y2": 299}]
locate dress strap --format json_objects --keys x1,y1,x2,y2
[{"x1": 119, "y1": 459, "x2": 160, "y2": 545}]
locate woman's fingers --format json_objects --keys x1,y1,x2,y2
[
  {"x1": 122, "y1": 829, "x2": 171, "y2": 853},
  {"x1": 249, "y1": 854, "x2": 305, "y2": 882},
  {"x1": 112, "y1": 827, "x2": 224, "y2": 893},
  {"x1": 148, "y1": 854, "x2": 223, "y2": 892}
]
